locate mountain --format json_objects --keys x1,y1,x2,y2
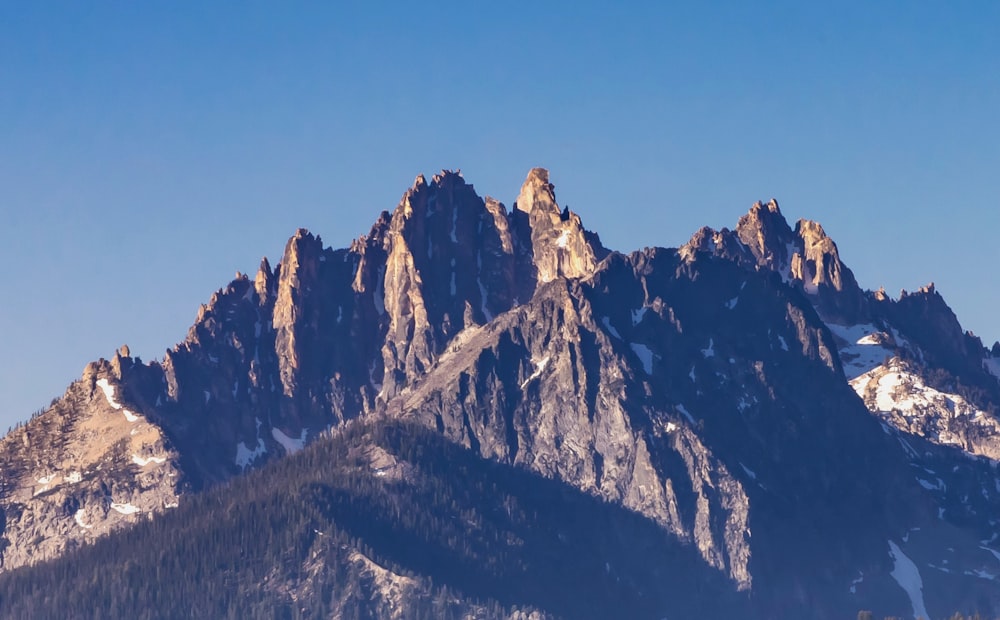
[{"x1": 3, "y1": 168, "x2": 1000, "y2": 618}]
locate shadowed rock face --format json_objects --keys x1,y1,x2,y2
[{"x1": 4, "y1": 168, "x2": 1000, "y2": 618}]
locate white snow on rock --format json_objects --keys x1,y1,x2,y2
[
  {"x1": 887, "y1": 540, "x2": 929, "y2": 620},
  {"x1": 849, "y1": 571, "x2": 864, "y2": 594},
  {"x1": 110, "y1": 502, "x2": 140, "y2": 515},
  {"x1": 850, "y1": 360, "x2": 995, "y2": 449},
  {"x1": 601, "y1": 316, "x2": 621, "y2": 339},
  {"x1": 826, "y1": 323, "x2": 896, "y2": 380},
  {"x1": 66, "y1": 471, "x2": 82, "y2": 484},
  {"x1": 235, "y1": 439, "x2": 268, "y2": 469},
  {"x1": 676, "y1": 404, "x2": 696, "y2": 425},
  {"x1": 96, "y1": 378, "x2": 139, "y2": 422},
  {"x1": 630, "y1": 343, "x2": 655, "y2": 374},
  {"x1": 520, "y1": 356, "x2": 551, "y2": 389},
  {"x1": 132, "y1": 454, "x2": 167, "y2": 467},
  {"x1": 556, "y1": 228, "x2": 570, "y2": 248},
  {"x1": 74, "y1": 509, "x2": 92, "y2": 530},
  {"x1": 271, "y1": 427, "x2": 308, "y2": 455}
]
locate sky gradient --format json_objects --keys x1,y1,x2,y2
[{"x1": 2, "y1": 2, "x2": 999, "y2": 429}]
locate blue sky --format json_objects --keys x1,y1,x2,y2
[{"x1": 1, "y1": 2, "x2": 998, "y2": 428}]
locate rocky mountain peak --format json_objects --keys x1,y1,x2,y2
[
  {"x1": 735, "y1": 199, "x2": 797, "y2": 272},
  {"x1": 513, "y1": 167, "x2": 557, "y2": 216},
  {"x1": 513, "y1": 167, "x2": 601, "y2": 283},
  {"x1": 10, "y1": 167, "x2": 1000, "y2": 618},
  {"x1": 273, "y1": 228, "x2": 326, "y2": 398},
  {"x1": 254, "y1": 256, "x2": 274, "y2": 302},
  {"x1": 791, "y1": 218, "x2": 852, "y2": 293}
]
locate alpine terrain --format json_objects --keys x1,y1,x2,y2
[{"x1": 2, "y1": 168, "x2": 1000, "y2": 619}]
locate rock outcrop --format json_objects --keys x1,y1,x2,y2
[{"x1": 0, "y1": 356, "x2": 182, "y2": 571}]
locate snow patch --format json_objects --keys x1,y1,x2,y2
[
  {"x1": 74, "y1": 510, "x2": 92, "y2": 530},
  {"x1": 826, "y1": 323, "x2": 895, "y2": 380},
  {"x1": 132, "y1": 454, "x2": 167, "y2": 467},
  {"x1": 739, "y1": 463, "x2": 757, "y2": 480},
  {"x1": 630, "y1": 343, "x2": 655, "y2": 374},
  {"x1": 701, "y1": 338, "x2": 715, "y2": 358},
  {"x1": 601, "y1": 317, "x2": 621, "y2": 339},
  {"x1": 851, "y1": 360, "x2": 992, "y2": 450},
  {"x1": 520, "y1": 356, "x2": 551, "y2": 389},
  {"x1": 631, "y1": 307, "x2": 648, "y2": 326},
  {"x1": 777, "y1": 335, "x2": 789, "y2": 352},
  {"x1": 272, "y1": 427, "x2": 308, "y2": 455},
  {"x1": 235, "y1": 439, "x2": 268, "y2": 469},
  {"x1": 111, "y1": 502, "x2": 140, "y2": 515},
  {"x1": 970, "y1": 568, "x2": 997, "y2": 580},
  {"x1": 556, "y1": 228, "x2": 569, "y2": 248},
  {"x1": 96, "y1": 378, "x2": 139, "y2": 422},
  {"x1": 849, "y1": 571, "x2": 864, "y2": 594},
  {"x1": 725, "y1": 296, "x2": 738, "y2": 310},
  {"x1": 676, "y1": 404, "x2": 696, "y2": 425},
  {"x1": 887, "y1": 540, "x2": 928, "y2": 620},
  {"x1": 981, "y1": 546, "x2": 1000, "y2": 565},
  {"x1": 915, "y1": 476, "x2": 945, "y2": 492},
  {"x1": 66, "y1": 471, "x2": 82, "y2": 484}
]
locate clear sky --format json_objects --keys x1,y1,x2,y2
[{"x1": 1, "y1": 2, "x2": 998, "y2": 429}]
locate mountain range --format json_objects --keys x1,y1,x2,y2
[{"x1": 2, "y1": 168, "x2": 1000, "y2": 618}]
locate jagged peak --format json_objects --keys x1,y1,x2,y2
[
  {"x1": 734, "y1": 198, "x2": 797, "y2": 274},
  {"x1": 280, "y1": 227, "x2": 325, "y2": 267},
  {"x1": 514, "y1": 167, "x2": 558, "y2": 215},
  {"x1": 429, "y1": 169, "x2": 464, "y2": 186},
  {"x1": 794, "y1": 218, "x2": 831, "y2": 241},
  {"x1": 254, "y1": 256, "x2": 273, "y2": 301},
  {"x1": 291, "y1": 227, "x2": 314, "y2": 241}
]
